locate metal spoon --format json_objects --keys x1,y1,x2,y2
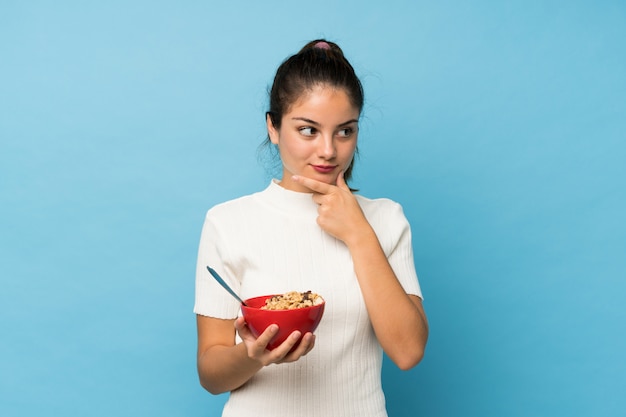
[{"x1": 206, "y1": 266, "x2": 247, "y2": 306}]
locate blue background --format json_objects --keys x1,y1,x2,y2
[{"x1": 1, "y1": 1, "x2": 624, "y2": 416}]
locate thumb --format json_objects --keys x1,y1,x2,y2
[{"x1": 336, "y1": 170, "x2": 350, "y2": 191}]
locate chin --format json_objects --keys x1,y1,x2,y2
[{"x1": 316, "y1": 175, "x2": 338, "y2": 185}]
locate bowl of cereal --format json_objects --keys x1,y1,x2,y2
[{"x1": 241, "y1": 291, "x2": 325, "y2": 351}]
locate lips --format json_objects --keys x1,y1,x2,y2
[{"x1": 311, "y1": 165, "x2": 337, "y2": 174}]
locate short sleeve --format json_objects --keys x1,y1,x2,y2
[
  {"x1": 384, "y1": 202, "x2": 423, "y2": 299},
  {"x1": 194, "y1": 210, "x2": 241, "y2": 318}
]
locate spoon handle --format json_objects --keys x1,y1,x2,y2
[{"x1": 207, "y1": 266, "x2": 247, "y2": 306}]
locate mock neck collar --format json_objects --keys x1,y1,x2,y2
[{"x1": 256, "y1": 179, "x2": 319, "y2": 218}]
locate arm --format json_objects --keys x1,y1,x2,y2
[
  {"x1": 196, "y1": 315, "x2": 316, "y2": 394},
  {"x1": 344, "y1": 226, "x2": 428, "y2": 370},
  {"x1": 195, "y1": 213, "x2": 318, "y2": 393},
  {"x1": 293, "y1": 173, "x2": 428, "y2": 370}
]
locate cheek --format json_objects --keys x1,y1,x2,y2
[
  {"x1": 341, "y1": 142, "x2": 358, "y2": 169},
  {"x1": 340, "y1": 140, "x2": 358, "y2": 158},
  {"x1": 279, "y1": 137, "x2": 311, "y2": 160}
]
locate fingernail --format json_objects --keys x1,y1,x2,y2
[{"x1": 291, "y1": 175, "x2": 299, "y2": 181}]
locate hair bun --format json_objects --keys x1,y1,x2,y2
[
  {"x1": 298, "y1": 39, "x2": 344, "y2": 57},
  {"x1": 313, "y1": 41, "x2": 331, "y2": 50}
]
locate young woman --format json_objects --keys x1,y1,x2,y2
[{"x1": 195, "y1": 39, "x2": 428, "y2": 417}]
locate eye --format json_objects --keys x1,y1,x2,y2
[
  {"x1": 337, "y1": 127, "x2": 355, "y2": 138},
  {"x1": 299, "y1": 126, "x2": 316, "y2": 137}
]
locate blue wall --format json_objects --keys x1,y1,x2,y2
[{"x1": 1, "y1": 1, "x2": 624, "y2": 416}]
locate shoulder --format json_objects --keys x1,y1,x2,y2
[
  {"x1": 206, "y1": 193, "x2": 255, "y2": 217},
  {"x1": 355, "y1": 194, "x2": 406, "y2": 221},
  {"x1": 356, "y1": 194, "x2": 412, "y2": 245},
  {"x1": 199, "y1": 191, "x2": 268, "y2": 246},
  {"x1": 204, "y1": 188, "x2": 267, "y2": 221}
]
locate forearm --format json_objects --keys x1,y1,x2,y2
[
  {"x1": 198, "y1": 342, "x2": 263, "y2": 394},
  {"x1": 346, "y1": 227, "x2": 429, "y2": 370}
]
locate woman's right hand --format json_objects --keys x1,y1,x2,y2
[{"x1": 234, "y1": 316, "x2": 316, "y2": 365}]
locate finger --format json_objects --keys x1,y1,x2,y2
[
  {"x1": 234, "y1": 316, "x2": 246, "y2": 328},
  {"x1": 311, "y1": 192, "x2": 327, "y2": 206},
  {"x1": 281, "y1": 333, "x2": 316, "y2": 363},
  {"x1": 292, "y1": 175, "x2": 334, "y2": 195},
  {"x1": 270, "y1": 330, "x2": 303, "y2": 361},
  {"x1": 254, "y1": 324, "x2": 279, "y2": 349},
  {"x1": 335, "y1": 170, "x2": 350, "y2": 191},
  {"x1": 294, "y1": 332, "x2": 316, "y2": 356},
  {"x1": 234, "y1": 316, "x2": 251, "y2": 337}
]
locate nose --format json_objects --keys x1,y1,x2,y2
[{"x1": 318, "y1": 134, "x2": 336, "y2": 160}]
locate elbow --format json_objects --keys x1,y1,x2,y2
[
  {"x1": 197, "y1": 348, "x2": 231, "y2": 395},
  {"x1": 197, "y1": 361, "x2": 229, "y2": 395},
  {"x1": 393, "y1": 347, "x2": 425, "y2": 371},
  {"x1": 199, "y1": 376, "x2": 228, "y2": 396},
  {"x1": 388, "y1": 334, "x2": 427, "y2": 370}
]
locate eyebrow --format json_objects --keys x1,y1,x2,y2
[{"x1": 291, "y1": 117, "x2": 359, "y2": 127}]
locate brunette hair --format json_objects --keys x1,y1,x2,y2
[{"x1": 263, "y1": 39, "x2": 364, "y2": 183}]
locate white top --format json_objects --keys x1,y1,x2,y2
[{"x1": 195, "y1": 180, "x2": 422, "y2": 417}]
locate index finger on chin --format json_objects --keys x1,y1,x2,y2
[{"x1": 292, "y1": 175, "x2": 333, "y2": 194}]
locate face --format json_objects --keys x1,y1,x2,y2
[{"x1": 267, "y1": 85, "x2": 360, "y2": 193}]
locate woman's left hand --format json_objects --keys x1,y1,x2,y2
[
  {"x1": 294, "y1": 171, "x2": 428, "y2": 370},
  {"x1": 292, "y1": 171, "x2": 372, "y2": 245}
]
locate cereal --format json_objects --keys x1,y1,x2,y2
[{"x1": 261, "y1": 291, "x2": 324, "y2": 310}]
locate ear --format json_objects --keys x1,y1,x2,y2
[{"x1": 266, "y1": 113, "x2": 279, "y2": 145}]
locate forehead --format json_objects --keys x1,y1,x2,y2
[{"x1": 285, "y1": 85, "x2": 360, "y2": 119}]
